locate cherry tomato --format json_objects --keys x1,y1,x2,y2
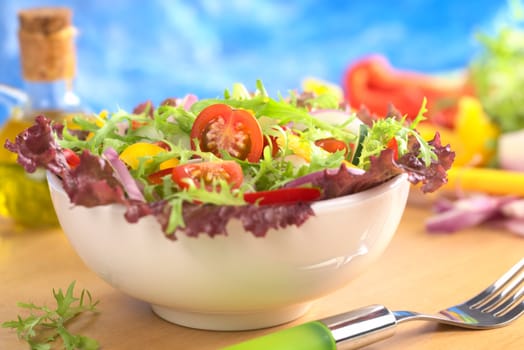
[
  {"x1": 171, "y1": 161, "x2": 244, "y2": 190},
  {"x1": 263, "y1": 135, "x2": 280, "y2": 158},
  {"x1": 147, "y1": 167, "x2": 174, "y2": 185},
  {"x1": 314, "y1": 138, "x2": 349, "y2": 157},
  {"x1": 63, "y1": 148, "x2": 80, "y2": 168},
  {"x1": 190, "y1": 104, "x2": 264, "y2": 162},
  {"x1": 244, "y1": 187, "x2": 321, "y2": 205},
  {"x1": 133, "y1": 100, "x2": 154, "y2": 117},
  {"x1": 131, "y1": 120, "x2": 147, "y2": 130},
  {"x1": 160, "y1": 97, "x2": 177, "y2": 107},
  {"x1": 387, "y1": 137, "x2": 399, "y2": 160},
  {"x1": 153, "y1": 141, "x2": 171, "y2": 151}
]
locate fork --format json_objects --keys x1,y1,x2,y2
[{"x1": 224, "y1": 258, "x2": 524, "y2": 350}]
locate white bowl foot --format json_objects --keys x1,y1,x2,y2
[{"x1": 151, "y1": 302, "x2": 312, "y2": 331}]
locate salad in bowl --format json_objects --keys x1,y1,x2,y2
[
  {"x1": 6, "y1": 81, "x2": 453, "y2": 238},
  {"x1": 5, "y1": 81, "x2": 454, "y2": 330}
]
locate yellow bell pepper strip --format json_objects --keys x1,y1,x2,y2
[
  {"x1": 455, "y1": 96, "x2": 499, "y2": 164},
  {"x1": 65, "y1": 110, "x2": 108, "y2": 130},
  {"x1": 277, "y1": 133, "x2": 312, "y2": 162},
  {"x1": 119, "y1": 142, "x2": 178, "y2": 170},
  {"x1": 159, "y1": 158, "x2": 179, "y2": 169},
  {"x1": 444, "y1": 167, "x2": 524, "y2": 196},
  {"x1": 416, "y1": 96, "x2": 499, "y2": 167},
  {"x1": 302, "y1": 77, "x2": 344, "y2": 102},
  {"x1": 64, "y1": 110, "x2": 108, "y2": 141}
]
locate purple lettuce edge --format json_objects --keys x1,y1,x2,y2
[{"x1": 4, "y1": 116, "x2": 454, "y2": 239}]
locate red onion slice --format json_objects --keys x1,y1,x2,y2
[{"x1": 103, "y1": 147, "x2": 145, "y2": 202}]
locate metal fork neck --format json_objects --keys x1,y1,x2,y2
[{"x1": 319, "y1": 304, "x2": 397, "y2": 350}]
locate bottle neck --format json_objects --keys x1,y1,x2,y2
[{"x1": 23, "y1": 79, "x2": 81, "y2": 113}]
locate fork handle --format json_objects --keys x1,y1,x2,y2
[
  {"x1": 318, "y1": 304, "x2": 397, "y2": 349},
  {"x1": 223, "y1": 305, "x2": 396, "y2": 350}
]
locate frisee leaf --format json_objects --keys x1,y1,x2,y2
[
  {"x1": 162, "y1": 178, "x2": 247, "y2": 235},
  {"x1": 304, "y1": 92, "x2": 340, "y2": 110},
  {"x1": 1, "y1": 281, "x2": 100, "y2": 350},
  {"x1": 359, "y1": 98, "x2": 436, "y2": 168}
]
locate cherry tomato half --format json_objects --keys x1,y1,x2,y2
[
  {"x1": 244, "y1": 187, "x2": 321, "y2": 205},
  {"x1": 147, "y1": 167, "x2": 174, "y2": 185},
  {"x1": 386, "y1": 137, "x2": 399, "y2": 160},
  {"x1": 63, "y1": 148, "x2": 80, "y2": 168},
  {"x1": 130, "y1": 120, "x2": 147, "y2": 130},
  {"x1": 153, "y1": 141, "x2": 171, "y2": 151},
  {"x1": 190, "y1": 104, "x2": 264, "y2": 162},
  {"x1": 263, "y1": 135, "x2": 280, "y2": 158},
  {"x1": 133, "y1": 100, "x2": 154, "y2": 117},
  {"x1": 314, "y1": 138, "x2": 349, "y2": 157},
  {"x1": 171, "y1": 161, "x2": 244, "y2": 190}
]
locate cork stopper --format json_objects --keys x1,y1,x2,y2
[{"x1": 18, "y1": 7, "x2": 76, "y2": 81}]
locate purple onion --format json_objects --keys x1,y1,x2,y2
[{"x1": 103, "y1": 147, "x2": 145, "y2": 202}]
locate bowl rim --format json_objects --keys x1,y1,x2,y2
[
  {"x1": 47, "y1": 171, "x2": 409, "y2": 212},
  {"x1": 311, "y1": 173, "x2": 409, "y2": 212}
]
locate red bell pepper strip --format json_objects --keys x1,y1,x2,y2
[
  {"x1": 386, "y1": 137, "x2": 399, "y2": 160},
  {"x1": 244, "y1": 187, "x2": 321, "y2": 205},
  {"x1": 63, "y1": 148, "x2": 80, "y2": 168},
  {"x1": 343, "y1": 55, "x2": 473, "y2": 128}
]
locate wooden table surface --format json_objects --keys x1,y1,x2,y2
[{"x1": 1, "y1": 205, "x2": 523, "y2": 350}]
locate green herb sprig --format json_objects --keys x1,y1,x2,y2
[{"x1": 2, "y1": 281, "x2": 100, "y2": 350}]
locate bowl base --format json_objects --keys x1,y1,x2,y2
[{"x1": 151, "y1": 302, "x2": 312, "y2": 331}]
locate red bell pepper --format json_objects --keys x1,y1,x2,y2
[
  {"x1": 63, "y1": 148, "x2": 80, "y2": 168},
  {"x1": 342, "y1": 55, "x2": 473, "y2": 128},
  {"x1": 244, "y1": 187, "x2": 321, "y2": 205}
]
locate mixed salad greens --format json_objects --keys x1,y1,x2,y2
[
  {"x1": 470, "y1": 0, "x2": 524, "y2": 133},
  {"x1": 5, "y1": 81, "x2": 454, "y2": 238}
]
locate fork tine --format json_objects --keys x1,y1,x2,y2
[
  {"x1": 466, "y1": 258, "x2": 524, "y2": 308},
  {"x1": 480, "y1": 269, "x2": 524, "y2": 312},
  {"x1": 491, "y1": 284, "x2": 524, "y2": 316},
  {"x1": 496, "y1": 300, "x2": 524, "y2": 323}
]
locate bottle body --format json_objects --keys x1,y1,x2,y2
[
  {"x1": 0, "y1": 81, "x2": 85, "y2": 228},
  {"x1": 0, "y1": 7, "x2": 86, "y2": 229},
  {"x1": 0, "y1": 144, "x2": 58, "y2": 228}
]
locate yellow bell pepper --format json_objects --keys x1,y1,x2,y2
[
  {"x1": 277, "y1": 133, "x2": 312, "y2": 162},
  {"x1": 119, "y1": 142, "x2": 178, "y2": 170},
  {"x1": 417, "y1": 96, "x2": 499, "y2": 167},
  {"x1": 301, "y1": 77, "x2": 344, "y2": 102},
  {"x1": 65, "y1": 110, "x2": 107, "y2": 130},
  {"x1": 445, "y1": 167, "x2": 524, "y2": 196},
  {"x1": 64, "y1": 110, "x2": 108, "y2": 141}
]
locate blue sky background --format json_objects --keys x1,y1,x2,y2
[{"x1": 0, "y1": 0, "x2": 512, "y2": 115}]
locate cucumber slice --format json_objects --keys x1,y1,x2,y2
[{"x1": 351, "y1": 123, "x2": 369, "y2": 166}]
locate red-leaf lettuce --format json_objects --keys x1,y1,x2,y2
[{"x1": 4, "y1": 115, "x2": 453, "y2": 239}]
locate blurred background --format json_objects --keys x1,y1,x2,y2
[{"x1": 0, "y1": 0, "x2": 512, "y2": 114}]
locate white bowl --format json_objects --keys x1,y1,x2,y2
[{"x1": 48, "y1": 172, "x2": 410, "y2": 331}]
